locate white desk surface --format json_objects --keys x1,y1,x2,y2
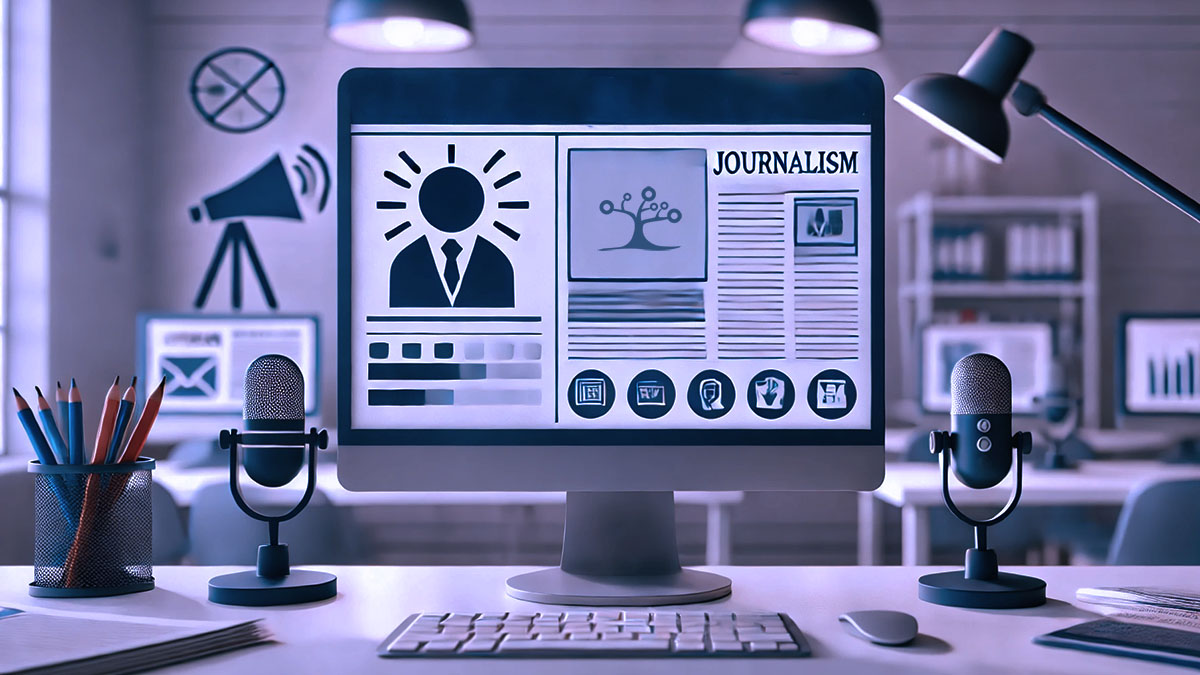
[
  {"x1": 1, "y1": 565, "x2": 1192, "y2": 674},
  {"x1": 875, "y1": 459, "x2": 1200, "y2": 508},
  {"x1": 150, "y1": 462, "x2": 743, "y2": 508}
]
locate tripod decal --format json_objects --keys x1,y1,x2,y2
[{"x1": 190, "y1": 147, "x2": 329, "y2": 310}]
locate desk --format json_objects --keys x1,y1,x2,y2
[
  {"x1": 859, "y1": 460, "x2": 1200, "y2": 566},
  {"x1": 152, "y1": 463, "x2": 744, "y2": 566},
  {"x1": 1, "y1": 565, "x2": 1191, "y2": 674}
]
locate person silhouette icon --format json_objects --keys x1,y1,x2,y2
[{"x1": 389, "y1": 164, "x2": 516, "y2": 308}]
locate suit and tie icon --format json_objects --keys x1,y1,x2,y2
[
  {"x1": 389, "y1": 235, "x2": 514, "y2": 307},
  {"x1": 383, "y1": 143, "x2": 524, "y2": 309}
]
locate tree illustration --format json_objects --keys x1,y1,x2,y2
[{"x1": 598, "y1": 186, "x2": 682, "y2": 251}]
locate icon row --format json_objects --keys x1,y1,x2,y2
[{"x1": 567, "y1": 368, "x2": 856, "y2": 421}]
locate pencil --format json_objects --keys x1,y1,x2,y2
[
  {"x1": 14, "y1": 389, "x2": 76, "y2": 528},
  {"x1": 67, "y1": 379, "x2": 83, "y2": 465},
  {"x1": 90, "y1": 376, "x2": 120, "y2": 465},
  {"x1": 105, "y1": 377, "x2": 136, "y2": 464},
  {"x1": 118, "y1": 376, "x2": 165, "y2": 464},
  {"x1": 55, "y1": 381, "x2": 68, "y2": 432},
  {"x1": 34, "y1": 386, "x2": 69, "y2": 465}
]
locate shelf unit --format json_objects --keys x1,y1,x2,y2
[{"x1": 897, "y1": 193, "x2": 1100, "y2": 427}]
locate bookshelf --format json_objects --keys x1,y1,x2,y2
[{"x1": 897, "y1": 193, "x2": 1100, "y2": 427}]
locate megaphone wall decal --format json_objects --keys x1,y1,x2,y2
[{"x1": 192, "y1": 145, "x2": 330, "y2": 311}]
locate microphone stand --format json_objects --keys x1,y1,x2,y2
[
  {"x1": 919, "y1": 431, "x2": 1046, "y2": 609},
  {"x1": 207, "y1": 427, "x2": 338, "y2": 606}
]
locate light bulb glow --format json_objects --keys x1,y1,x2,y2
[
  {"x1": 381, "y1": 17, "x2": 426, "y2": 48},
  {"x1": 893, "y1": 94, "x2": 1003, "y2": 164},
  {"x1": 743, "y1": 16, "x2": 879, "y2": 55},
  {"x1": 789, "y1": 18, "x2": 831, "y2": 48},
  {"x1": 329, "y1": 17, "x2": 472, "y2": 52}
]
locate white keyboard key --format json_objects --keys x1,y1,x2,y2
[
  {"x1": 569, "y1": 633, "x2": 601, "y2": 640},
  {"x1": 622, "y1": 611, "x2": 651, "y2": 622},
  {"x1": 421, "y1": 640, "x2": 462, "y2": 652},
  {"x1": 779, "y1": 643, "x2": 799, "y2": 651},
  {"x1": 499, "y1": 639, "x2": 671, "y2": 652},
  {"x1": 461, "y1": 637, "x2": 499, "y2": 653},
  {"x1": 386, "y1": 639, "x2": 422, "y2": 653},
  {"x1": 593, "y1": 611, "x2": 622, "y2": 621},
  {"x1": 711, "y1": 641, "x2": 744, "y2": 652},
  {"x1": 748, "y1": 641, "x2": 779, "y2": 652},
  {"x1": 601, "y1": 632, "x2": 634, "y2": 640},
  {"x1": 536, "y1": 633, "x2": 569, "y2": 641}
]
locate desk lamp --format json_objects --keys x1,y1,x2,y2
[{"x1": 894, "y1": 27, "x2": 1200, "y2": 225}]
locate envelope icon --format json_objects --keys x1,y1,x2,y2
[{"x1": 162, "y1": 356, "x2": 218, "y2": 398}]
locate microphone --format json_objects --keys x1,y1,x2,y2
[
  {"x1": 947, "y1": 353, "x2": 1014, "y2": 489},
  {"x1": 242, "y1": 354, "x2": 307, "y2": 488},
  {"x1": 921, "y1": 352, "x2": 1043, "y2": 610},
  {"x1": 208, "y1": 354, "x2": 336, "y2": 607}
]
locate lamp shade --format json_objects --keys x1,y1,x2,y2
[
  {"x1": 742, "y1": 0, "x2": 881, "y2": 55},
  {"x1": 328, "y1": 0, "x2": 474, "y2": 52},
  {"x1": 893, "y1": 28, "x2": 1033, "y2": 163}
]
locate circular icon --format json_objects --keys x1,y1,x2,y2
[
  {"x1": 807, "y1": 369, "x2": 857, "y2": 420},
  {"x1": 627, "y1": 370, "x2": 676, "y2": 419},
  {"x1": 687, "y1": 370, "x2": 735, "y2": 419},
  {"x1": 977, "y1": 437, "x2": 992, "y2": 452},
  {"x1": 976, "y1": 418, "x2": 991, "y2": 433},
  {"x1": 568, "y1": 370, "x2": 615, "y2": 419},
  {"x1": 190, "y1": 47, "x2": 285, "y2": 134},
  {"x1": 419, "y1": 166, "x2": 485, "y2": 233},
  {"x1": 746, "y1": 369, "x2": 795, "y2": 419}
]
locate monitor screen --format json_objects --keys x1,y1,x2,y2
[
  {"x1": 1119, "y1": 314, "x2": 1200, "y2": 416},
  {"x1": 920, "y1": 322, "x2": 1052, "y2": 415},
  {"x1": 338, "y1": 69, "x2": 882, "y2": 446}
]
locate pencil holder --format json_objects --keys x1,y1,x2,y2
[{"x1": 28, "y1": 458, "x2": 156, "y2": 597}]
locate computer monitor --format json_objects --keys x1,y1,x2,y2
[
  {"x1": 920, "y1": 322, "x2": 1053, "y2": 416},
  {"x1": 137, "y1": 313, "x2": 320, "y2": 441},
  {"x1": 336, "y1": 68, "x2": 884, "y2": 605},
  {"x1": 1116, "y1": 313, "x2": 1200, "y2": 462}
]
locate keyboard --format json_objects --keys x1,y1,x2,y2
[{"x1": 378, "y1": 610, "x2": 810, "y2": 658}]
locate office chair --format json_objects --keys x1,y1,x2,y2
[
  {"x1": 151, "y1": 482, "x2": 189, "y2": 565},
  {"x1": 187, "y1": 483, "x2": 362, "y2": 565},
  {"x1": 1108, "y1": 478, "x2": 1200, "y2": 565},
  {"x1": 0, "y1": 467, "x2": 35, "y2": 564}
]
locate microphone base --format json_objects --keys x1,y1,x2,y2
[
  {"x1": 918, "y1": 570, "x2": 1045, "y2": 609},
  {"x1": 208, "y1": 569, "x2": 337, "y2": 607}
]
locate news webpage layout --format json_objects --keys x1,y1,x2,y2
[{"x1": 349, "y1": 125, "x2": 872, "y2": 431}]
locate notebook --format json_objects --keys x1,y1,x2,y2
[
  {"x1": 1036, "y1": 619, "x2": 1200, "y2": 671},
  {"x1": 0, "y1": 606, "x2": 273, "y2": 674}
]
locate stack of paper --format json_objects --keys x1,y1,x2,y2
[
  {"x1": 1077, "y1": 587, "x2": 1200, "y2": 632},
  {"x1": 0, "y1": 606, "x2": 273, "y2": 674}
]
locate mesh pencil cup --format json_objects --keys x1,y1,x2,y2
[{"x1": 28, "y1": 458, "x2": 156, "y2": 597}]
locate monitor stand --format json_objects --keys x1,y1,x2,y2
[{"x1": 506, "y1": 491, "x2": 732, "y2": 606}]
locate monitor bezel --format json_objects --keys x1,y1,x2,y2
[{"x1": 337, "y1": 68, "x2": 884, "y2": 448}]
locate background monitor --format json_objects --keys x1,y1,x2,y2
[
  {"x1": 335, "y1": 68, "x2": 883, "y2": 604},
  {"x1": 138, "y1": 313, "x2": 319, "y2": 441},
  {"x1": 920, "y1": 322, "x2": 1053, "y2": 415},
  {"x1": 1117, "y1": 313, "x2": 1200, "y2": 435}
]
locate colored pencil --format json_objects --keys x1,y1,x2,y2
[
  {"x1": 14, "y1": 389, "x2": 76, "y2": 528},
  {"x1": 118, "y1": 377, "x2": 165, "y2": 464},
  {"x1": 67, "y1": 379, "x2": 83, "y2": 465},
  {"x1": 105, "y1": 377, "x2": 136, "y2": 464},
  {"x1": 55, "y1": 382, "x2": 68, "y2": 433},
  {"x1": 34, "y1": 386, "x2": 69, "y2": 465},
  {"x1": 90, "y1": 376, "x2": 120, "y2": 465}
]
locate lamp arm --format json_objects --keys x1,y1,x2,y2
[{"x1": 1011, "y1": 81, "x2": 1200, "y2": 224}]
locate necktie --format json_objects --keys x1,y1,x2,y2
[{"x1": 442, "y1": 239, "x2": 463, "y2": 295}]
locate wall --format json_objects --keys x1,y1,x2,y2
[{"x1": 135, "y1": 0, "x2": 1200, "y2": 429}]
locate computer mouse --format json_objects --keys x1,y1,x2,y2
[{"x1": 838, "y1": 610, "x2": 919, "y2": 646}]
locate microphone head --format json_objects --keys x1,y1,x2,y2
[
  {"x1": 950, "y1": 353, "x2": 1011, "y2": 415},
  {"x1": 243, "y1": 354, "x2": 305, "y2": 431}
]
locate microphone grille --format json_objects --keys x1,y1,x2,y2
[
  {"x1": 950, "y1": 353, "x2": 1012, "y2": 415},
  {"x1": 243, "y1": 354, "x2": 305, "y2": 422}
]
